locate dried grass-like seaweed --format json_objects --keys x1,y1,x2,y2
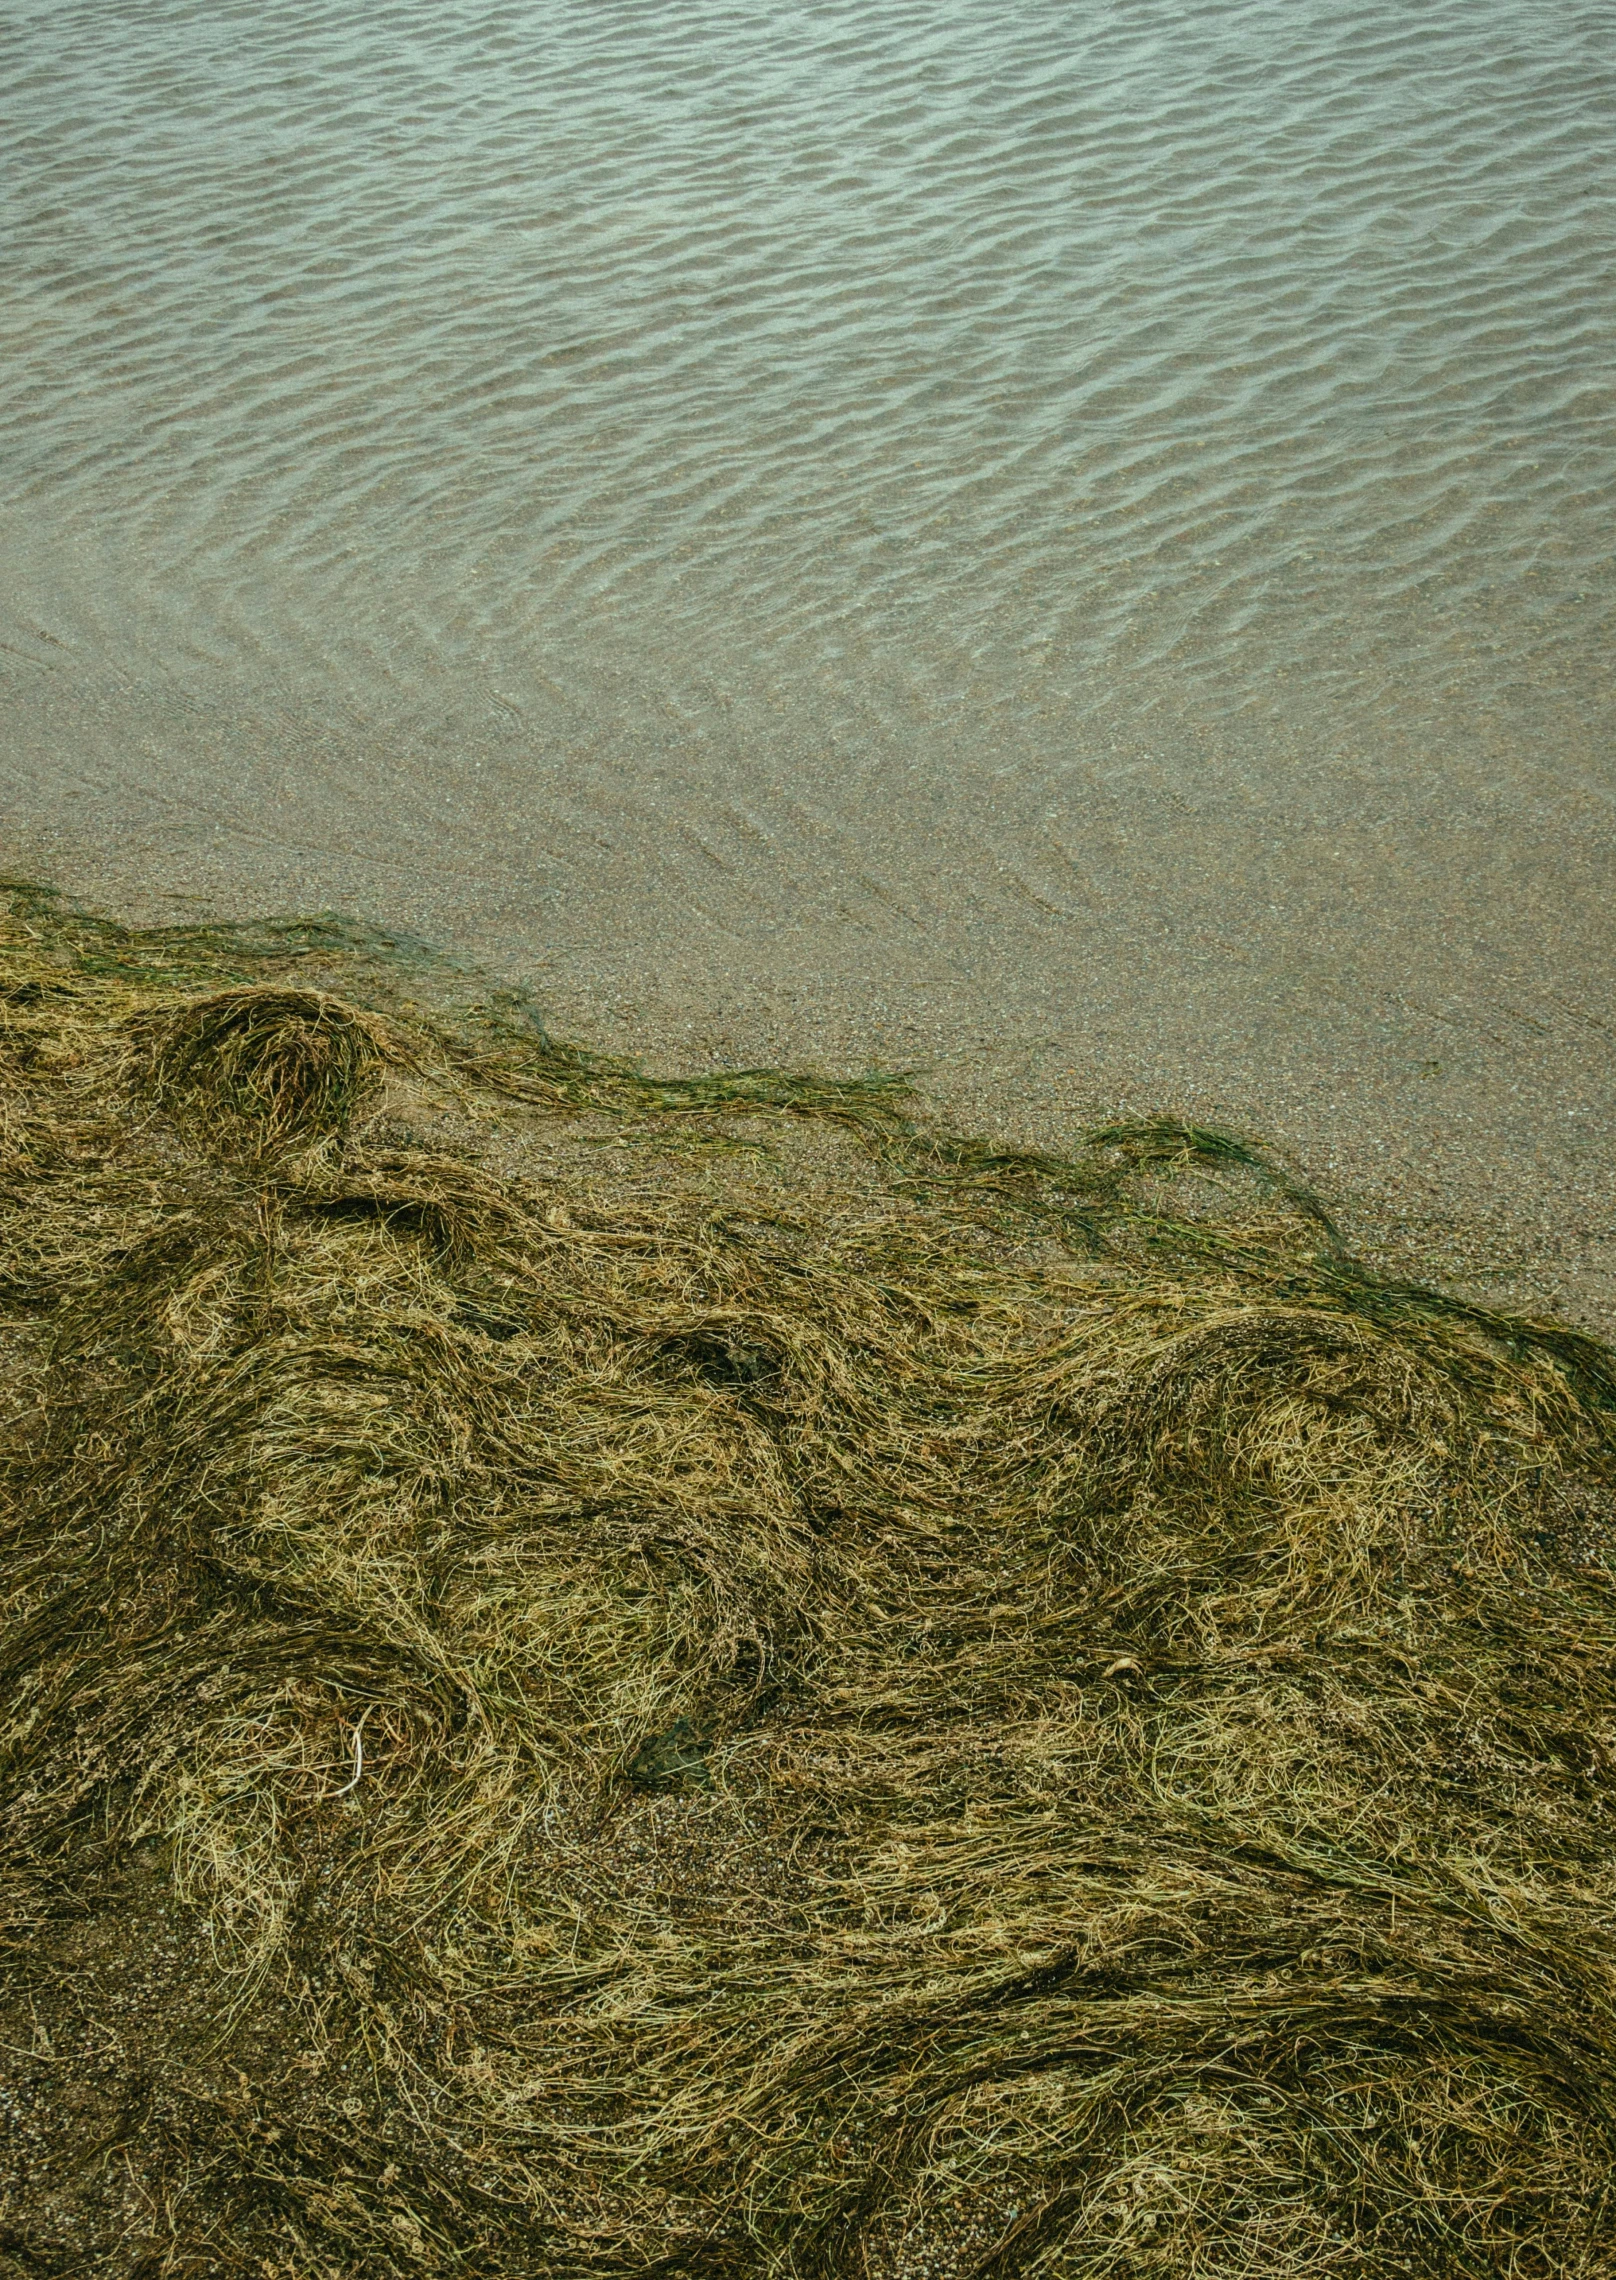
[{"x1": 2, "y1": 878, "x2": 1614, "y2": 2278}]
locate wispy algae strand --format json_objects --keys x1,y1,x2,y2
[{"x1": 2, "y1": 879, "x2": 1614, "y2": 2279}]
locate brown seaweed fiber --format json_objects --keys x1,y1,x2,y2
[
  {"x1": 126, "y1": 985, "x2": 398, "y2": 1159},
  {"x1": 2, "y1": 877, "x2": 1615, "y2": 2279}
]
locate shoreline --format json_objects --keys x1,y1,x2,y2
[
  {"x1": 5, "y1": 596, "x2": 1613, "y2": 1339},
  {"x1": 8, "y1": 782, "x2": 1614, "y2": 1339}
]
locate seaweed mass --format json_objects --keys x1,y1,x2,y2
[{"x1": 3, "y1": 880, "x2": 1614, "y2": 2278}]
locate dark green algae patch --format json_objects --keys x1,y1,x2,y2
[{"x1": 3, "y1": 876, "x2": 1616, "y2": 2278}]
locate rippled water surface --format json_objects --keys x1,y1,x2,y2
[
  {"x1": 6, "y1": 1, "x2": 1616, "y2": 1317},
  {"x1": 4, "y1": 0, "x2": 1612, "y2": 740}
]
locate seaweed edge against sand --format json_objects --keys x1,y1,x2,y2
[{"x1": 3, "y1": 877, "x2": 1615, "y2": 2278}]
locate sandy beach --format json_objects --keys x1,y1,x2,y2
[
  {"x1": 6, "y1": 5, "x2": 1616, "y2": 2269},
  {"x1": 6, "y1": 635, "x2": 1613, "y2": 1333}
]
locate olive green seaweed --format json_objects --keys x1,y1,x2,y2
[{"x1": 2, "y1": 878, "x2": 1614, "y2": 2278}]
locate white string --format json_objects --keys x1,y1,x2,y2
[{"x1": 332, "y1": 1707, "x2": 370, "y2": 1797}]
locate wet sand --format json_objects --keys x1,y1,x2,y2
[{"x1": 7, "y1": 655, "x2": 1613, "y2": 1335}]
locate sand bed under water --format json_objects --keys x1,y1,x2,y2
[{"x1": 3, "y1": 878, "x2": 1615, "y2": 2278}]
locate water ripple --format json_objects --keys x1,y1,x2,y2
[{"x1": 0, "y1": 0, "x2": 1611, "y2": 746}]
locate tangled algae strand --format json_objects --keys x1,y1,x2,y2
[
  {"x1": 2, "y1": 878, "x2": 1615, "y2": 2279},
  {"x1": 126, "y1": 984, "x2": 399, "y2": 1160}
]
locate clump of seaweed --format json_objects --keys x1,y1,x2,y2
[
  {"x1": 127, "y1": 985, "x2": 397, "y2": 1159},
  {"x1": 2, "y1": 877, "x2": 1615, "y2": 2279}
]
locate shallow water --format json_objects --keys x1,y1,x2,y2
[
  {"x1": 4, "y1": 0, "x2": 1615, "y2": 1311},
  {"x1": 5, "y1": 0, "x2": 1612, "y2": 724}
]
